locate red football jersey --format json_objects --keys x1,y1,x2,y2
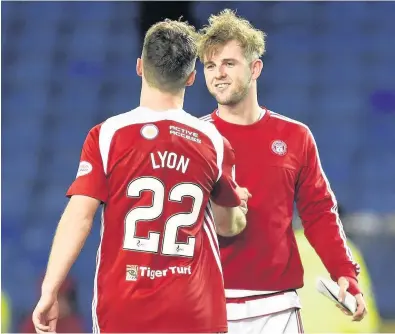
[
  {"x1": 66, "y1": 107, "x2": 241, "y2": 333},
  {"x1": 201, "y1": 109, "x2": 360, "y2": 312}
]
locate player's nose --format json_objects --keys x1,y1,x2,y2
[{"x1": 214, "y1": 66, "x2": 227, "y2": 79}]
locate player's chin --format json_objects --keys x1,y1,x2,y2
[
  {"x1": 214, "y1": 94, "x2": 235, "y2": 106},
  {"x1": 209, "y1": 90, "x2": 228, "y2": 102}
]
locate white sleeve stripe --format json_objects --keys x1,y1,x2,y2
[
  {"x1": 204, "y1": 211, "x2": 219, "y2": 249},
  {"x1": 203, "y1": 223, "x2": 223, "y2": 276},
  {"x1": 199, "y1": 114, "x2": 213, "y2": 121},
  {"x1": 207, "y1": 200, "x2": 215, "y2": 221},
  {"x1": 207, "y1": 199, "x2": 213, "y2": 211},
  {"x1": 309, "y1": 129, "x2": 360, "y2": 272}
]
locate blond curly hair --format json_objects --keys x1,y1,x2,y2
[{"x1": 198, "y1": 9, "x2": 267, "y2": 62}]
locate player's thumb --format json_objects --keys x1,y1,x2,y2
[
  {"x1": 337, "y1": 277, "x2": 349, "y2": 303},
  {"x1": 241, "y1": 187, "x2": 252, "y2": 199}
]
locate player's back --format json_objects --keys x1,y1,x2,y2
[{"x1": 91, "y1": 107, "x2": 228, "y2": 333}]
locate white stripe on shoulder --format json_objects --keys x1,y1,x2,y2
[
  {"x1": 200, "y1": 114, "x2": 213, "y2": 122},
  {"x1": 98, "y1": 107, "x2": 224, "y2": 181},
  {"x1": 270, "y1": 112, "x2": 309, "y2": 130}
]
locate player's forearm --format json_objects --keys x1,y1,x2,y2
[
  {"x1": 303, "y1": 210, "x2": 360, "y2": 280},
  {"x1": 41, "y1": 205, "x2": 93, "y2": 296},
  {"x1": 297, "y1": 175, "x2": 359, "y2": 281}
]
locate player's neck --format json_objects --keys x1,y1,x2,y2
[
  {"x1": 217, "y1": 89, "x2": 261, "y2": 125},
  {"x1": 140, "y1": 85, "x2": 184, "y2": 112}
]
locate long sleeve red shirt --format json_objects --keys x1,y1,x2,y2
[{"x1": 202, "y1": 109, "x2": 360, "y2": 297}]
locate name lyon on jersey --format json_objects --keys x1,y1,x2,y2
[{"x1": 150, "y1": 151, "x2": 190, "y2": 174}]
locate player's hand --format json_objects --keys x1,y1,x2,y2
[
  {"x1": 236, "y1": 187, "x2": 252, "y2": 203},
  {"x1": 236, "y1": 187, "x2": 251, "y2": 214},
  {"x1": 32, "y1": 293, "x2": 59, "y2": 333},
  {"x1": 337, "y1": 277, "x2": 367, "y2": 321},
  {"x1": 239, "y1": 200, "x2": 248, "y2": 215}
]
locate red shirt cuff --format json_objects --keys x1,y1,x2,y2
[{"x1": 344, "y1": 276, "x2": 361, "y2": 296}]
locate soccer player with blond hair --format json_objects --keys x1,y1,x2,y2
[{"x1": 199, "y1": 9, "x2": 367, "y2": 333}]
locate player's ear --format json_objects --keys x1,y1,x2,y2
[
  {"x1": 185, "y1": 70, "x2": 196, "y2": 87},
  {"x1": 136, "y1": 58, "x2": 143, "y2": 77},
  {"x1": 251, "y1": 59, "x2": 263, "y2": 81}
]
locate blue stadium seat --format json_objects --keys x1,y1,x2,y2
[
  {"x1": 192, "y1": 2, "x2": 227, "y2": 24},
  {"x1": 2, "y1": 119, "x2": 43, "y2": 155},
  {"x1": 271, "y1": 2, "x2": 316, "y2": 24},
  {"x1": 66, "y1": 1, "x2": 114, "y2": 20},
  {"x1": 68, "y1": 26, "x2": 108, "y2": 60},
  {"x1": 19, "y1": 1, "x2": 63, "y2": 21}
]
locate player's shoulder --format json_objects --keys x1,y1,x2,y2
[
  {"x1": 93, "y1": 107, "x2": 174, "y2": 143},
  {"x1": 197, "y1": 113, "x2": 221, "y2": 136},
  {"x1": 81, "y1": 109, "x2": 141, "y2": 148},
  {"x1": 269, "y1": 110, "x2": 311, "y2": 137},
  {"x1": 181, "y1": 111, "x2": 222, "y2": 138},
  {"x1": 178, "y1": 112, "x2": 229, "y2": 156},
  {"x1": 100, "y1": 108, "x2": 140, "y2": 131},
  {"x1": 101, "y1": 107, "x2": 218, "y2": 135}
]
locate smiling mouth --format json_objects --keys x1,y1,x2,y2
[{"x1": 215, "y1": 83, "x2": 230, "y2": 89}]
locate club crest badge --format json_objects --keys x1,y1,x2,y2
[
  {"x1": 141, "y1": 124, "x2": 159, "y2": 140},
  {"x1": 271, "y1": 140, "x2": 287, "y2": 156}
]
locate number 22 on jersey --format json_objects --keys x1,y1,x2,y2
[{"x1": 123, "y1": 177, "x2": 204, "y2": 257}]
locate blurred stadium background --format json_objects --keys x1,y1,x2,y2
[{"x1": 2, "y1": 1, "x2": 394, "y2": 333}]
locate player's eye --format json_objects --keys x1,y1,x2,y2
[
  {"x1": 226, "y1": 62, "x2": 234, "y2": 67},
  {"x1": 205, "y1": 64, "x2": 214, "y2": 70}
]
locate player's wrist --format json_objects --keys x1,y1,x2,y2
[
  {"x1": 40, "y1": 290, "x2": 58, "y2": 301},
  {"x1": 342, "y1": 276, "x2": 361, "y2": 296},
  {"x1": 41, "y1": 282, "x2": 60, "y2": 298}
]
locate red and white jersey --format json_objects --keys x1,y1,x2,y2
[
  {"x1": 67, "y1": 107, "x2": 241, "y2": 333},
  {"x1": 201, "y1": 109, "x2": 360, "y2": 319}
]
